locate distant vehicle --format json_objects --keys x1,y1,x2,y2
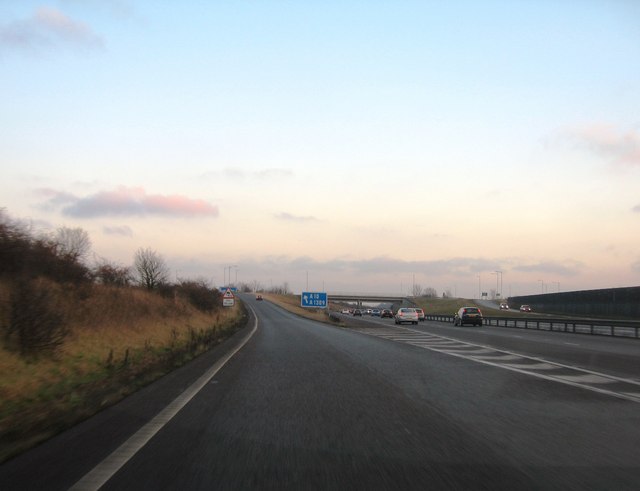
[
  {"x1": 381, "y1": 309, "x2": 394, "y2": 318},
  {"x1": 414, "y1": 308, "x2": 425, "y2": 321},
  {"x1": 366, "y1": 309, "x2": 373, "y2": 315},
  {"x1": 256, "y1": 294, "x2": 263, "y2": 301},
  {"x1": 371, "y1": 309, "x2": 381, "y2": 316},
  {"x1": 499, "y1": 303, "x2": 509, "y2": 310},
  {"x1": 454, "y1": 307, "x2": 483, "y2": 326},
  {"x1": 395, "y1": 308, "x2": 419, "y2": 325},
  {"x1": 341, "y1": 309, "x2": 350, "y2": 314},
  {"x1": 520, "y1": 305, "x2": 532, "y2": 312},
  {"x1": 353, "y1": 309, "x2": 363, "y2": 316}
]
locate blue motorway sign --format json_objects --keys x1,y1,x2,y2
[{"x1": 301, "y1": 291, "x2": 328, "y2": 308}]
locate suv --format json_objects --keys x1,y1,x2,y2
[
  {"x1": 454, "y1": 307, "x2": 483, "y2": 326},
  {"x1": 395, "y1": 308, "x2": 419, "y2": 325},
  {"x1": 414, "y1": 308, "x2": 425, "y2": 321}
]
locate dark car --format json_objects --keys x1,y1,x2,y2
[
  {"x1": 520, "y1": 305, "x2": 532, "y2": 312},
  {"x1": 255, "y1": 294, "x2": 263, "y2": 301},
  {"x1": 454, "y1": 307, "x2": 483, "y2": 326},
  {"x1": 353, "y1": 309, "x2": 363, "y2": 316},
  {"x1": 414, "y1": 308, "x2": 425, "y2": 321},
  {"x1": 381, "y1": 309, "x2": 393, "y2": 318}
]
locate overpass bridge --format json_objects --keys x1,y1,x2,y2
[{"x1": 327, "y1": 293, "x2": 413, "y2": 308}]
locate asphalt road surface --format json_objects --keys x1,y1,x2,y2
[{"x1": 2, "y1": 295, "x2": 639, "y2": 490}]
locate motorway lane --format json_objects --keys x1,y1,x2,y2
[
  {"x1": 341, "y1": 313, "x2": 640, "y2": 381},
  {"x1": 3, "y1": 297, "x2": 640, "y2": 489}
]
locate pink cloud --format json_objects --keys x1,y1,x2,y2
[
  {"x1": 564, "y1": 124, "x2": 640, "y2": 166},
  {"x1": 38, "y1": 186, "x2": 219, "y2": 218},
  {"x1": 0, "y1": 7, "x2": 103, "y2": 52}
]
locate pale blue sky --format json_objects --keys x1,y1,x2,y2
[{"x1": 1, "y1": 1, "x2": 639, "y2": 296}]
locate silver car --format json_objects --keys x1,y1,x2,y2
[{"x1": 395, "y1": 308, "x2": 419, "y2": 325}]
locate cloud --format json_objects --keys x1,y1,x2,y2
[
  {"x1": 61, "y1": 0, "x2": 137, "y2": 20},
  {"x1": 275, "y1": 212, "x2": 320, "y2": 223},
  {"x1": 255, "y1": 255, "x2": 502, "y2": 277},
  {"x1": 632, "y1": 204, "x2": 640, "y2": 213},
  {"x1": 37, "y1": 186, "x2": 219, "y2": 218},
  {"x1": 0, "y1": 7, "x2": 104, "y2": 53},
  {"x1": 103, "y1": 225, "x2": 133, "y2": 237},
  {"x1": 199, "y1": 167, "x2": 294, "y2": 181},
  {"x1": 255, "y1": 168, "x2": 294, "y2": 179},
  {"x1": 512, "y1": 260, "x2": 581, "y2": 277},
  {"x1": 559, "y1": 124, "x2": 640, "y2": 166}
]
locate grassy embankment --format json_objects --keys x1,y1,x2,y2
[
  {"x1": 0, "y1": 279, "x2": 246, "y2": 463},
  {"x1": 414, "y1": 297, "x2": 488, "y2": 315},
  {"x1": 262, "y1": 293, "x2": 344, "y2": 325}
]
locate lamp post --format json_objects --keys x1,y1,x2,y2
[
  {"x1": 494, "y1": 270, "x2": 503, "y2": 298},
  {"x1": 225, "y1": 265, "x2": 237, "y2": 288},
  {"x1": 538, "y1": 279, "x2": 544, "y2": 294}
]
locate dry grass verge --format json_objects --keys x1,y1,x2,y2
[{"x1": 0, "y1": 280, "x2": 246, "y2": 463}]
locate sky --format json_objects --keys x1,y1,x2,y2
[{"x1": 1, "y1": 0, "x2": 639, "y2": 298}]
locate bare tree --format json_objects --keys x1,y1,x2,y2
[
  {"x1": 55, "y1": 227, "x2": 91, "y2": 262},
  {"x1": 134, "y1": 247, "x2": 169, "y2": 290},
  {"x1": 424, "y1": 287, "x2": 438, "y2": 298},
  {"x1": 412, "y1": 283, "x2": 424, "y2": 297}
]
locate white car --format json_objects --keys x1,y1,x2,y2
[{"x1": 395, "y1": 308, "x2": 419, "y2": 325}]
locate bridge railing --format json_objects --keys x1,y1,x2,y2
[{"x1": 424, "y1": 315, "x2": 640, "y2": 339}]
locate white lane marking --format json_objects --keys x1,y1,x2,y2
[
  {"x1": 559, "y1": 374, "x2": 619, "y2": 384},
  {"x1": 564, "y1": 342, "x2": 580, "y2": 346},
  {"x1": 401, "y1": 326, "x2": 640, "y2": 386},
  {"x1": 70, "y1": 306, "x2": 259, "y2": 491},
  {"x1": 467, "y1": 354, "x2": 523, "y2": 361},
  {"x1": 410, "y1": 342, "x2": 640, "y2": 404},
  {"x1": 503, "y1": 363, "x2": 558, "y2": 371},
  {"x1": 357, "y1": 326, "x2": 640, "y2": 403}
]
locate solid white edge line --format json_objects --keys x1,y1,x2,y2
[{"x1": 69, "y1": 305, "x2": 259, "y2": 491}]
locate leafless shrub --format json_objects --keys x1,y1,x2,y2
[
  {"x1": 4, "y1": 280, "x2": 68, "y2": 357},
  {"x1": 177, "y1": 279, "x2": 221, "y2": 313},
  {"x1": 94, "y1": 258, "x2": 132, "y2": 287}
]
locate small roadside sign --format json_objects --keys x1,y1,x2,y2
[
  {"x1": 301, "y1": 292, "x2": 327, "y2": 308},
  {"x1": 222, "y1": 288, "x2": 235, "y2": 307}
]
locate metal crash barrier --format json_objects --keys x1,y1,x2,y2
[{"x1": 424, "y1": 315, "x2": 640, "y2": 339}]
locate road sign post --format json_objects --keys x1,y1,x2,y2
[
  {"x1": 301, "y1": 292, "x2": 327, "y2": 308},
  {"x1": 222, "y1": 288, "x2": 235, "y2": 307}
]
